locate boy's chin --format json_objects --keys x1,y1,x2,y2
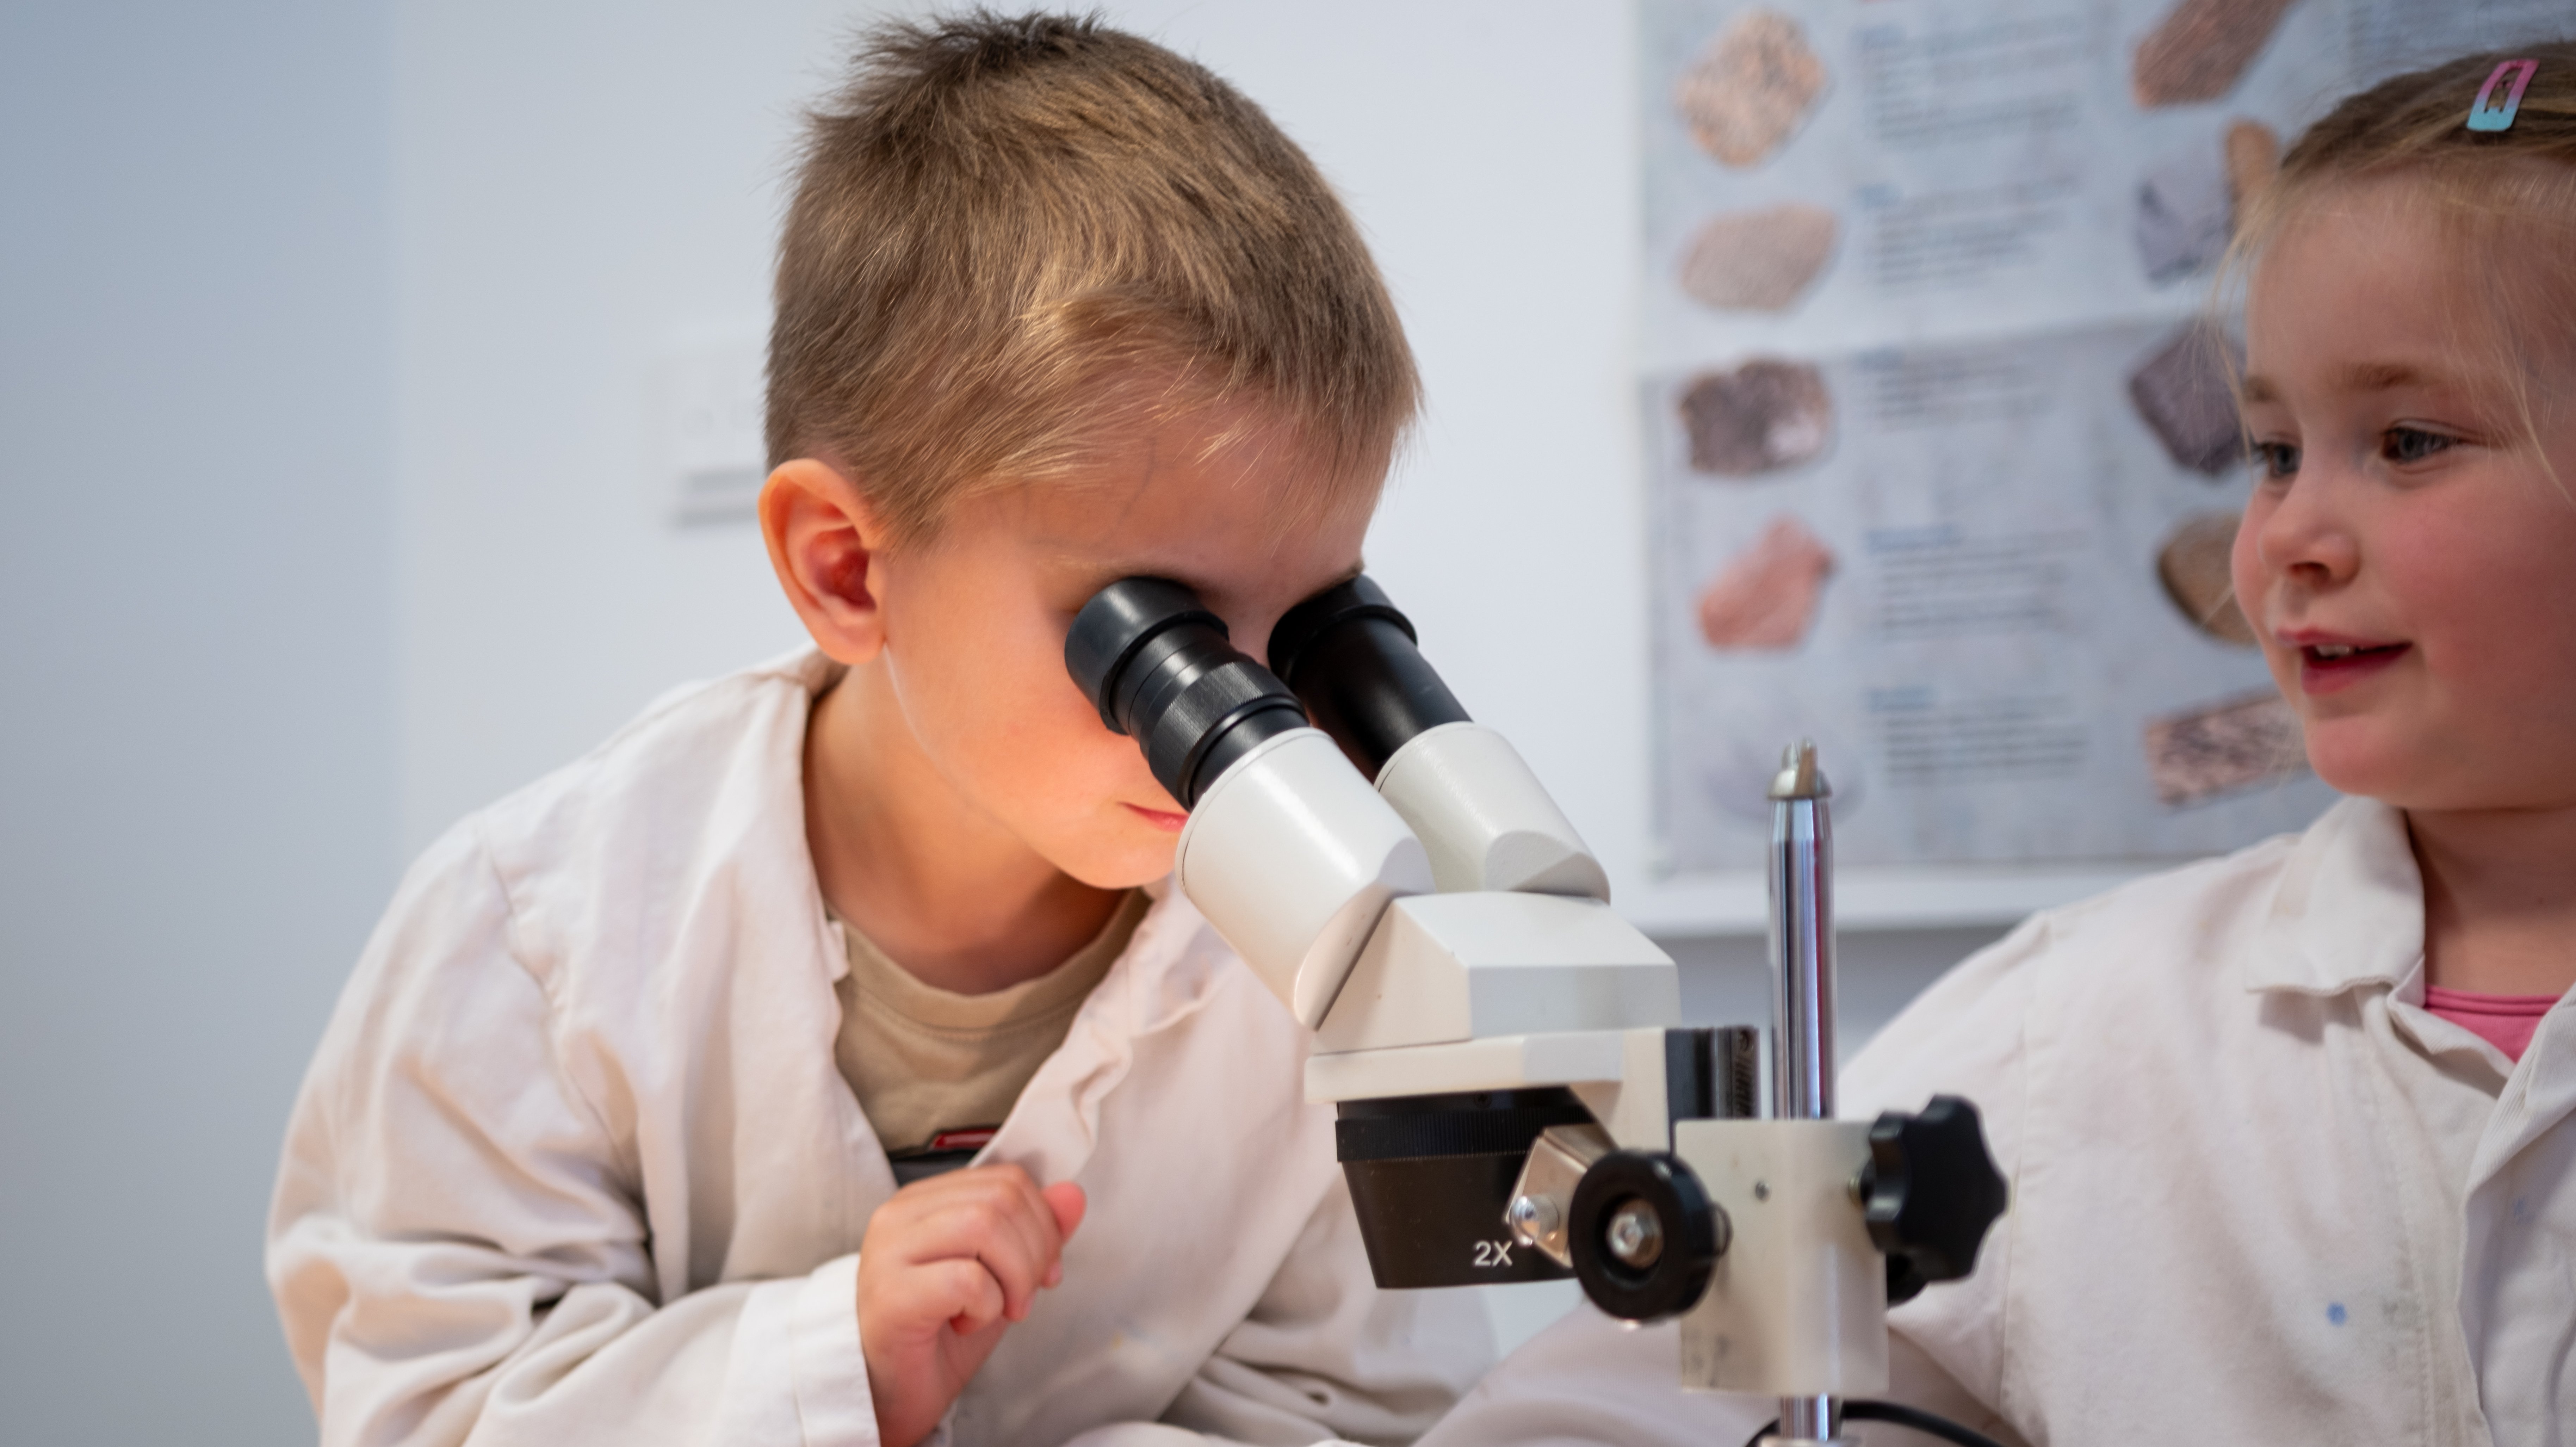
[{"x1": 1050, "y1": 834, "x2": 1181, "y2": 892}]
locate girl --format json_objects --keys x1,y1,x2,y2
[{"x1": 1419, "y1": 44, "x2": 2576, "y2": 1447}]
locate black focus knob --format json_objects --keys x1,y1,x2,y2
[
  {"x1": 1861, "y1": 1095, "x2": 2007, "y2": 1305},
  {"x1": 1568, "y1": 1150, "x2": 1727, "y2": 1323}
]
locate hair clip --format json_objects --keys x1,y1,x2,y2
[{"x1": 2468, "y1": 59, "x2": 2538, "y2": 132}]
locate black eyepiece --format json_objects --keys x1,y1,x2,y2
[
  {"x1": 1065, "y1": 578, "x2": 1308, "y2": 809},
  {"x1": 1266, "y1": 575, "x2": 1470, "y2": 780}
]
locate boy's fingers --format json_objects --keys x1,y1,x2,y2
[
  {"x1": 978, "y1": 1217, "x2": 1060, "y2": 1320},
  {"x1": 894, "y1": 1180, "x2": 1052, "y2": 1264},
  {"x1": 1041, "y1": 1181, "x2": 1086, "y2": 1240},
  {"x1": 946, "y1": 1191, "x2": 1052, "y2": 1320},
  {"x1": 994, "y1": 1167, "x2": 1066, "y2": 1254},
  {"x1": 917, "y1": 1165, "x2": 1059, "y2": 1259},
  {"x1": 985, "y1": 1178, "x2": 1064, "y2": 1293},
  {"x1": 1035, "y1": 1182, "x2": 1083, "y2": 1290},
  {"x1": 872, "y1": 1167, "x2": 1070, "y2": 1320},
  {"x1": 928, "y1": 1257, "x2": 1007, "y2": 1336}
]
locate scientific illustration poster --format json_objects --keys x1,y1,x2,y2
[{"x1": 1642, "y1": 0, "x2": 2571, "y2": 871}]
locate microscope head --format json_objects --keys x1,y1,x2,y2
[{"x1": 1069, "y1": 572, "x2": 1684, "y2": 1290}]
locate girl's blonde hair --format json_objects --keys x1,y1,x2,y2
[{"x1": 2228, "y1": 42, "x2": 2576, "y2": 452}]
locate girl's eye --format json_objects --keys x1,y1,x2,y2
[
  {"x1": 2251, "y1": 440, "x2": 2300, "y2": 479},
  {"x1": 2381, "y1": 426, "x2": 2454, "y2": 464}
]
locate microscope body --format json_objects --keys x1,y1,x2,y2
[
  {"x1": 1066, "y1": 576, "x2": 2004, "y2": 1439},
  {"x1": 1267, "y1": 752, "x2": 1894, "y2": 1399}
]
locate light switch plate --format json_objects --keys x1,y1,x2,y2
[{"x1": 652, "y1": 334, "x2": 766, "y2": 526}]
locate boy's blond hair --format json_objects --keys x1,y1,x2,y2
[{"x1": 768, "y1": 11, "x2": 1418, "y2": 542}]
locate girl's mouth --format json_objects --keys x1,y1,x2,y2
[{"x1": 2296, "y1": 640, "x2": 2410, "y2": 693}]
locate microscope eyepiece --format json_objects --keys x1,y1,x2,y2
[
  {"x1": 1265, "y1": 575, "x2": 1470, "y2": 779},
  {"x1": 1065, "y1": 578, "x2": 1309, "y2": 809}
]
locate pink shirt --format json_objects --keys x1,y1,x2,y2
[{"x1": 2422, "y1": 984, "x2": 2563, "y2": 1063}]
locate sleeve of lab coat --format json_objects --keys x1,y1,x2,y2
[
  {"x1": 1399, "y1": 914, "x2": 2059, "y2": 1447},
  {"x1": 1147, "y1": 1174, "x2": 1496, "y2": 1447},
  {"x1": 265, "y1": 822, "x2": 883, "y2": 1447}
]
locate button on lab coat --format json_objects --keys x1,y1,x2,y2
[
  {"x1": 1417, "y1": 797, "x2": 2576, "y2": 1446},
  {"x1": 268, "y1": 651, "x2": 1491, "y2": 1447}
]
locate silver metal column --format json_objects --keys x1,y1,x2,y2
[
  {"x1": 1781, "y1": 1396, "x2": 1840, "y2": 1443},
  {"x1": 1765, "y1": 741, "x2": 1844, "y2": 1446},
  {"x1": 1768, "y1": 739, "x2": 1835, "y2": 1123}
]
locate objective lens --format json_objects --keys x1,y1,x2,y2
[
  {"x1": 1065, "y1": 578, "x2": 1309, "y2": 809},
  {"x1": 1333, "y1": 1089, "x2": 1591, "y2": 1289}
]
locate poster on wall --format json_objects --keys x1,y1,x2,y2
[{"x1": 1642, "y1": 0, "x2": 2571, "y2": 872}]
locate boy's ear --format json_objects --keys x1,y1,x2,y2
[{"x1": 760, "y1": 458, "x2": 892, "y2": 667}]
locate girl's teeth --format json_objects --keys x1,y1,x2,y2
[{"x1": 2314, "y1": 644, "x2": 2354, "y2": 659}]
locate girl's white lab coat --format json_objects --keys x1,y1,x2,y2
[
  {"x1": 1418, "y1": 797, "x2": 2576, "y2": 1447},
  {"x1": 267, "y1": 652, "x2": 1492, "y2": 1447}
]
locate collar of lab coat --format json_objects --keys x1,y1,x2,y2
[
  {"x1": 978, "y1": 879, "x2": 1240, "y2": 1187},
  {"x1": 2240, "y1": 795, "x2": 2424, "y2": 998},
  {"x1": 760, "y1": 648, "x2": 1247, "y2": 1188}
]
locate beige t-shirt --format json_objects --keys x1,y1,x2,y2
[{"x1": 835, "y1": 890, "x2": 1148, "y2": 1166}]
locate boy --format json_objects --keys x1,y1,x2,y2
[{"x1": 267, "y1": 14, "x2": 1491, "y2": 1446}]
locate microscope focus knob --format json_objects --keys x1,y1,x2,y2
[
  {"x1": 1568, "y1": 1150, "x2": 1727, "y2": 1323},
  {"x1": 1861, "y1": 1095, "x2": 2008, "y2": 1305}
]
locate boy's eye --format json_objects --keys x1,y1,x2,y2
[
  {"x1": 2251, "y1": 440, "x2": 2300, "y2": 479},
  {"x1": 2380, "y1": 426, "x2": 2454, "y2": 465}
]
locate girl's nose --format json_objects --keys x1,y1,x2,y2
[{"x1": 2255, "y1": 467, "x2": 2360, "y2": 587}]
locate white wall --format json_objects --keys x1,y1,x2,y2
[
  {"x1": 0, "y1": 4, "x2": 398, "y2": 1442},
  {"x1": 391, "y1": 0, "x2": 841, "y2": 845}
]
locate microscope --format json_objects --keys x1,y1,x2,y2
[{"x1": 1065, "y1": 576, "x2": 2008, "y2": 1447}]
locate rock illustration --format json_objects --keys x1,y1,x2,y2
[
  {"x1": 2144, "y1": 691, "x2": 2306, "y2": 806},
  {"x1": 1697, "y1": 514, "x2": 1836, "y2": 651},
  {"x1": 1677, "y1": 9, "x2": 1828, "y2": 168},
  {"x1": 2128, "y1": 323, "x2": 2245, "y2": 476},
  {"x1": 2131, "y1": 0, "x2": 2300, "y2": 109},
  {"x1": 1679, "y1": 203, "x2": 1840, "y2": 311},
  {"x1": 2156, "y1": 512, "x2": 2257, "y2": 645},
  {"x1": 1680, "y1": 359, "x2": 1834, "y2": 476}
]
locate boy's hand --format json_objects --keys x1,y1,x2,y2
[{"x1": 857, "y1": 1164, "x2": 1086, "y2": 1447}]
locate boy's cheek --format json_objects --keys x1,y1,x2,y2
[
  {"x1": 1041, "y1": 809, "x2": 1181, "y2": 891},
  {"x1": 1017, "y1": 727, "x2": 1162, "y2": 829}
]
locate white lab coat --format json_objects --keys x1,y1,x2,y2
[
  {"x1": 1420, "y1": 796, "x2": 2576, "y2": 1447},
  {"x1": 267, "y1": 650, "x2": 1492, "y2": 1447}
]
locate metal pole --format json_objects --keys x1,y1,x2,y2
[
  {"x1": 1782, "y1": 1397, "x2": 1840, "y2": 1443},
  {"x1": 1766, "y1": 741, "x2": 1840, "y2": 1445},
  {"x1": 1768, "y1": 738, "x2": 1835, "y2": 1122}
]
